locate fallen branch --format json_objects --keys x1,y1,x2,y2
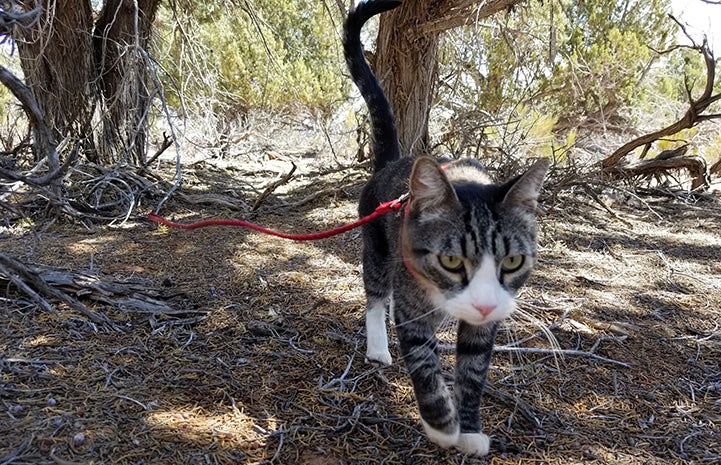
[
  {"x1": 0, "y1": 254, "x2": 203, "y2": 328},
  {"x1": 252, "y1": 161, "x2": 296, "y2": 211},
  {"x1": 493, "y1": 345, "x2": 631, "y2": 368},
  {"x1": 602, "y1": 18, "x2": 721, "y2": 173},
  {"x1": 143, "y1": 131, "x2": 175, "y2": 168},
  {"x1": 438, "y1": 342, "x2": 631, "y2": 367},
  {"x1": 710, "y1": 157, "x2": 721, "y2": 177},
  {"x1": 0, "y1": 144, "x2": 78, "y2": 187},
  {"x1": 0, "y1": 253, "x2": 114, "y2": 327},
  {"x1": 607, "y1": 155, "x2": 708, "y2": 190}
]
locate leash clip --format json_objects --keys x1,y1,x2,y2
[{"x1": 389, "y1": 192, "x2": 409, "y2": 210}]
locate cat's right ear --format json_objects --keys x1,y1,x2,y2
[{"x1": 409, "y1": 157, "x2": 459, "y2": 214}]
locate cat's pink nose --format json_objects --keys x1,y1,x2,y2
[{"x1": 474, "y1": 304, "x2": 496, "y2": 317}]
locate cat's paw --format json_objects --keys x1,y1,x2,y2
[
  {"x1": 421, "y1": 418, "x2": 460, "y2": 449},
  {"x1": 456, "y1": 432, "x2": 490, "y2": 457},
  {"x1": 365, "y1": 349, "x2": 392, "y2": 365}
]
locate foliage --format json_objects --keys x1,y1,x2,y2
[
  {"x1": 556, "y1": 0, "x2": 674, "y2": 114},
  {"x1": 435, "y1": 0, "x2": 675, "y2": 161},
  {"x1": 159, "y1": 0, "x2": 347, "y2": 119}
]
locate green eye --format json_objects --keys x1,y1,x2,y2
[
  {"x1": 501, "y1": 255, "x2": 525, "y2": 273},
  {"x1": 438, "y1": 255, "x2": 464, "y2": 272}
]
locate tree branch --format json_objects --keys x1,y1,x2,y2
[
  {"x1": 0, "y1": 64, "x2": 61, "y2": 194},
  {"x1": 601, "y1": 18, "x2": 720, "y2": 170},
  {"x1": 421, "y1": 0, "x2": 525, "y2": 35},
  {"x1": 0, "y1": 0, "x2": 42, "y2": 36}
]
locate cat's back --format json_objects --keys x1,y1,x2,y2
[{"x1": 359, "y1": 156, "x2": 415, "y2": 216}]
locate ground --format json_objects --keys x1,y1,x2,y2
[{"x1": 1, "y1": 144, "x2": 720, "y2": 464}]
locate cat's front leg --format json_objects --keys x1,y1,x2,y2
[
  {"x1": 396, "y1": 324, "x2": 461, "y2": 447},
  {"x1": 365, "y1": 297, "x2": 392, "y2": 365},
  {"x1": 453, "y1": 321, "x2": 499, "y2": 456}
]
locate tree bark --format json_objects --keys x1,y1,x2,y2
[
  {"x1": 605, "y1": 155, "x2": 708, "y2": 191},
  {"x1": 375, "y1": 0, "x2": 438, "y2": 157},
  {"x1": 16, "y1": 0, "x2": 95, "y2": 155},
  {"x1": 374, "y1": 0, "x2": 525, "y2": 157},
  {"x1": 13, "y1": 0, "x2": 160, "y2": 166},
  {"x1": 94, "y1": 0, "x2": 161, "y2": 165}
]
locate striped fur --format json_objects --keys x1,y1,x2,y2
[{"x1": 344, "y1": 1, "x2": 549, "y2": 456}]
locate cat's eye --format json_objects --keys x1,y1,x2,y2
[
  {"x1": 501, "y1": 255, "x2": 525, "y2": 273},
  {"x1": 438, "y1": 255, "x2": 464, "y2": 272}
]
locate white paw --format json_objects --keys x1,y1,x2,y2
[
  {"x1": 421, "y1": 418, "x2": 460, "y2": 449},
  {"x1": 365, "y1": 301, "x2": 391, "y2": 365},
  {"x1": 456, "y1": 432, "x2": 490, "y2": 456},
  {"x1": 365, "y1": 348, "x2": 392, "y2": 365}
]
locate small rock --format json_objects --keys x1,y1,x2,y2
[{"x1": 73, "y1": 433, "x2": 85, "y2": 447}]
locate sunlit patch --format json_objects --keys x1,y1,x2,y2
[
  {"x1": 145, "y1": 406, "x2": 274, "y2": 448},
  {"x1": 65, "y1": 242, "x2": 99, "y2": 255},
  {"x1": 21, "y1": 334, "x2": 59, "y2": 348},
  {"x1": 0, "y1": 219, "x2": 36, "y2": 235}
]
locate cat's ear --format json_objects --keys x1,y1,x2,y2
[
  {"x1": 502, "y1": 159, "x2": 550, "y2": 212},
  {"x1": 409, "y1": 157, "x2": 459, "y2": 213}
]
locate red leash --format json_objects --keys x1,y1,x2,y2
[{"x1": 147, "y1": 193, "x2": 408, "y2": 241}]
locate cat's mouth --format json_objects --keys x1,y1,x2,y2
[{"x1": 445, "y1": 299, "x2": 516, "y2": 325}]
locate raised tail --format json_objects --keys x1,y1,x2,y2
[{"x1": 343, "y1": 0, "x2": 402, "y2": 172}]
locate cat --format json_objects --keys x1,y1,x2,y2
[{"x1": 343, "y1": 0, "x2": 550, "y2": 457}]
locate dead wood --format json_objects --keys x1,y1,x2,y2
[
  {"x1": 711, "y1": 157, "x2": 721, "y2": 176},
  {"x1": 606, "y1": 155, "x2": 709, "y2": 191},
  {"x1": 252, "y1": 162, "x2": 297, "y2": 211},
  {"x1": 0, "y1": 253, "x2": 113, "y2": 327},
  {"x1": 0, "y1": 253, "x2": 201, "y2": 327},
  {"x1": 0, "y1": 65, "x2": 61, "y2": 196},
  {"x1": 601, "y1": 19, "x2": 721, "y2": 173},
  {"x1": 143, "y1": 131, "x2": 175, "y2": 168}
]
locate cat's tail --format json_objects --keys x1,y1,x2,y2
[{"x1": 343, "y1": 0, "x2": 402, "y2": 172}]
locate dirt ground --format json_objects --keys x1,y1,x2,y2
[{"x1": 1, "y1": 147, "x2": 720, "y2": 464}]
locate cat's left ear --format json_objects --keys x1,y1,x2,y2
[
  {"x1": 409, "y1": 156, "x2": 459, "y2": 214},
  {"x1": 502, "y1": 159, "x2": 550, "y2": 212}
]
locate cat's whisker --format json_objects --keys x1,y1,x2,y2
[
  {"x1": 390, "y1": 306, "x2": 441, "y2": 329},
  {"x1": 508, "y1": 306, "x2": 562, "y2": 370},
  {"x1": 511, "y1": 306, "x2": 561, "y2": 351}
]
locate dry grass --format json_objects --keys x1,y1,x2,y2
[{"x1": 1, "y1": 151, "x2": 720, "y2": 465}]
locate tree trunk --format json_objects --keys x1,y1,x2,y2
[
  {"x1": 14, "y1": 0, "x2": 160, "y2": 166},
  {"x1": 375, "y1": 0, "x2": 438, "y2": 157},
  {"x1": 16, "y1": 0, "x2": 95, "y2": 157},
  {"x1": 374, "y1": 0, "x2": 526, "y2": 157},
  {"x1": 94, "y1": 0, "x2": 160, "y2": 165}
]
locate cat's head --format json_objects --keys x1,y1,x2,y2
[{"x1": 401, "y1": 157, "x2": 549, "y2": 326}]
